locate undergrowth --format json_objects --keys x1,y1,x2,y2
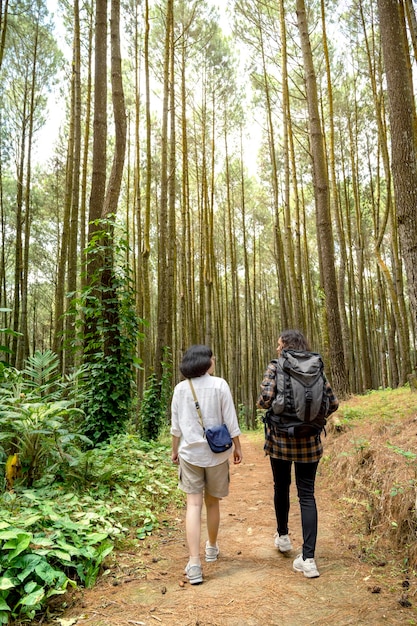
[
  {"x1": 0, "y1": 348, "x2": 181, "y2": 624},
  {"x1": 323, "y1": 385, "x2": 417, "y2": 575},
  {"x1": 0, "y1": 435, "x2": 179, "y2": 624}
]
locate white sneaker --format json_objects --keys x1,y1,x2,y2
[
  {"x1": 205, "y1": 541, "x2": 220, "y2": 562},
  {"x1": 184, "y1": 562, "x2": 203, "y2": 584},
  {"x1": 274, "y1": 533, "x2": 293, "y2": 553},
  {"x1": 293, "y1": 553, "x2": 320, "y2": 578}
]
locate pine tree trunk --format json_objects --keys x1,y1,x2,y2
[
  {"x1": 377, "y1": 0, "x2": 417, "y2": 356},
  {"x1": 295, "y1": 0, "x2": 349, "y2": 395}
]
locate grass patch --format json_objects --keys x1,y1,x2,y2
[{"x1": 336, "y1": 386, "x2": 417, "y2": 424}]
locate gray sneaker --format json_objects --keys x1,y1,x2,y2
[
  {"x1": 184, "y1": 562, "x2": 203, "y2": 584},
  {"x1": 274, "y1": 533, "x2": 293, "y2": 553},
  {"x1": 293, "y1": 553, "x2": 320, "y2": 578},
  {"x1": 205, "y1": 541, "x2": 220, "y2": 562}
]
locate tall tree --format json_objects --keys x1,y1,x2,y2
[
  {"x1": 87, "y1": 0, "x2": 107, "y2": 249},
  {"x1": 53, "y1": 0, "x2": 82, "y2": 371},
  {"x1": 64, "y1": 0, "x2": 82, "y2": 371},
  {"x1": 85, "y1": 0, "x2": 107, "y2": 343},
  {"x1": 0, "y1": 0, "x2": 8, "y2": 70},
  {"x1": 295, "y1": 0, "x2": 349, "y2": 394},
  {"x1": 154, "y1": 0, "x2": 174, "y2": 380},
  {"x1": 100, "y1": 0, "x2": 127, "y2": 358},
  {"x1": 377, "y1": 0, "x2": 417, "y2": 347}
]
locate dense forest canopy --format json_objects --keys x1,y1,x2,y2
[{"x1": 1, "y1": 0, "x2": 417, "y2": 431}]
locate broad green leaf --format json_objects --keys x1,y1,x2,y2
[
  {"x1": 35, "y1": 561, "x2": 60, "y2": 585},
  {"x1": 18, "y1": 553, "x2": 43, "y2": 566},
  {"x1": 97, "y1": 544, "x2": 113, "y2": 561},
  {"x1": 24, "y1": 580, "x2": 38, "y2": 594},
  {"x1": 34, "y1": 550, "x2": 71, "y2": 562},
  {"x1": 19, "y1": 515, "x2": 42, "y2": 527},
  {"x1": 17, "y1": 555, "x2": 44, "y2": 581},
  {"x1": 46, "y1": 577, "x2": 76, "y2": 598},
  {"x1": 30, "y1": 537, "x2": 54, "y2": 547},
  {"x1": 46, "y1": 549, "x2": 73, "y2": 562},
  {"x1": 3, "y1": 533, "x2": 32, "y2": 559},
  {"x1": 61, "y1": 492, "x2": 78, "y2": 502},
  {"x1": 19, "y1": 490, "x2": 40, "y2": 502},
  {"x1": 0, "y1": 530, "x2": 23, "y2": 540},
  {"x1": 0, "y1": 599, "x2": 10, "y2": 611},
  {"x1": 0, "y1": 577, "x2": 14, "y2": 591},
  {"x1": 85, "y1": 532, "x2": 109, "y2": 545},
  {"x1": 51, "y1": 519, "x2": 84, "y2": 532},
  {"x1": 18, "y1": 587, "x2": 45, "y2": 607}
]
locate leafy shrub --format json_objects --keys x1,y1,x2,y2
[
  {"x1": 0, "y1": 435, "x2": 180, "y2": 623},
  {"x1": 0, "y1": 350, "x2": 90, "y2": 489},
  {"x1": 0, "y1": 314, "x2": 180, "y2": 622},
  {"x1": 0, "y1": 399, "x2": 89, "y2": 488},
  {"x1": 21, "y1": 350, "x2": 61, "y2": 400},
  {"x1": 77, "y1": 434, "x2": 180, "y2": 533},
  {"x1": 0, "y1": 487, "x2": 118, "y2": 625},
  {"x1": 0, "y1": 523, "x2": 75, "y2": 624}
]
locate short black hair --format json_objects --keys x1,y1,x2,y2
[
  {"x1": 280, "y1": 329, "x2": 310, "y2": 351},
  {"x1": 180, "y1": 344, "x2": 213, "y2": 378}
]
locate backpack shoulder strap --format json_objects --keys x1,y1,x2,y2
[
  {"x1": 271, "y1": 357, "x2": 295, "y2": 415},
  {"x1": 271, "y1": 358, "x2": 284, "y2": 391}
]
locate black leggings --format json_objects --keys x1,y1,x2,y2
[{"x1": 269, "y1": 457, "x2": 319, "y2": 559}]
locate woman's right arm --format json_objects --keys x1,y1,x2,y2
[
  {"x1": 171, "y1": 435, "x2": 180, "y2": 464},
  {"x1": 170, "y1": 388, "x2": 182, "y2": 438}
]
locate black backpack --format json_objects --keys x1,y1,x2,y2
[{"x1": 266, "y1": 349, "x2": 329, "y2": 438}]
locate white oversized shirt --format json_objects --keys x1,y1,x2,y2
[{"x1": 170, "y1": 374, "x2": 241, "y2": 467}]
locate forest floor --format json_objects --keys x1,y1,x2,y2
[{"x1": 51, "y1": 431, "x2": 416, "y2": 626}]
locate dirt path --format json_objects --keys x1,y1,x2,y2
[{"x1": 58, "y1": 432, "x2": 416, "y2": 626}]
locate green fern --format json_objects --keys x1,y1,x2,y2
[{"x1": 22, "y1": 350, "x2": 60, "y2": 400}]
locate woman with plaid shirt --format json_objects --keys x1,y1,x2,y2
[{"x1": 257, "y1": 330, "x2": 338, "y2": 578}]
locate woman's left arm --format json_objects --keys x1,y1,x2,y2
[
  {"x1": 324, "y1": 379, "x2": 339, "y2": 415},
  {"x1": 232, "y1": 436, "x2": 242, "y2": 464},
  {"x1": 256, "y1": 362, "x2": 277, "y2": 410}
]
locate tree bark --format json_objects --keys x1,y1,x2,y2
[
  {"x1": 84, "y1": 0, "x2": 107, "y2": 355},
  {"x1": 87, "y1": 0, "x2": 107, "y2": 250}
]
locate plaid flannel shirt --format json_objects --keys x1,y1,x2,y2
[{"x1": 257, "y1": 360, "x2": 339, "y2": 463}]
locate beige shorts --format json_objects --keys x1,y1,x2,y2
[{"x1": 178, "y1": 457, "x2": 230, "y2": 498}]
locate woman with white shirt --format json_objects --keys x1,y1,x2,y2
[{"x1": 171, "y1": 345, "x2": 243, "y2": 584}]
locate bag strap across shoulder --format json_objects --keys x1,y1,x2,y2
[{"x1": 188, "y1": 379, "x2": 205, "y2": 431}]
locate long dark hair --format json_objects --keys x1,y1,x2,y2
[
  {"x1": 280, "y1": 329, "x2": 310, "y2": 351},
  {"x1": 179, "y1": 344, "x2": 213, "y2": 378}
]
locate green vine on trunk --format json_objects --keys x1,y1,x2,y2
[{"x1": 69, "y1": 220, "x2": 144, "y2": 446}]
